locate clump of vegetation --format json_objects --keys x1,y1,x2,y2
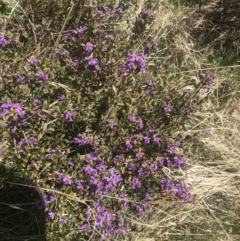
[{"x1": 0, "y1": 0, "x2": 218, "y2": 240}]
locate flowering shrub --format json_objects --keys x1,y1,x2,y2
[{"x1": 0, "y1": 0, "x2": 213, "y2": 240}]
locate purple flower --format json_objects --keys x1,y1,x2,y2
[
  {"x1": 85, "y1": 42, "x2": 94, "y2": 52},
  {"x1": 166, "y1": 145, "x2": 175, "y2": 153},
  {"x1": 0, "y1": 35, "x2": 8, "y2": 47},
  {"x1": 186, "y1": 109, "x2": 193, "y2": 116},
  {"x1": 200, "y1": 71, "x2": 206, "y2": 77},
  {"x1": 65, "y1": 112, "x2": 73, "y2": 122},
  {"x1": 37, "y1": 72, "x2": 48, "y2": 81},
  {"x1": 77, "y1": 26, "x2": 85, "y2": 37},
  {"x1": 161, "y1": 178, "x2": 172, "y2": 191},
  {"x1": 59, "y1": 218, "x2": 67, "y2": 224},
  {"x1": 132, "y1": 177, "x2": 141, "y2": 189},
  {"x1": 30, "y1": 58, "x2": 38, "y2": 66},
  {"x1": 129, "y1": 114, "x2": 136, "y2": 122},
  {"x1": 1, "y1": 102, "x2": 25, "y2": 118},
  {"x1": 139, "y1": 118, "x2": 144, "y2": 129},
  {"x1": 29, "y1": 136, "x2": 36, "y2": 144},
  {"x1": 67, "y1": 160, "x2": 74, "y2": 166},
  {"x1": 125, "y1": 140, "x2": 133, "y2": 151},
  {"x1": 96, "y1": 163, "x2": 108, "y2": 171},
  {"x1": 87, "y1": 90, "x2": 92, "y2": 96},
  {"x1": 85, "y1": 165, "x2": 97, "y2": 175},
  {"x1": 149, "y1": 163, "x2": 157, "y2": 171},
  {"x1": 153, "y1": 136, "x2": 161, "y2": 146},
  {"x1": 205, "y1": 129, "x2": 211, "y2": 135},
  {"x1": 70, "y1": 60, "x2": 77, "y2": 70},
  {"x1": 88, "y1": 58, "x2": 99, "y2": 66},
  {"x1": 58, "y1": 94, "x2": 65, "y2": 100},
  {"x1": 145, "y1": 192, "x2": 151, "y2": 200},
  {"x1": 76, "y1": 181, "x2": 85, "y2": 190},
  {"x1": 164, "y1": 105, "x2": 173, "y2": 113},
  {"x1": 136, "y1": 205, "x2": 144, "y2": 215},
  {"x1": 146, "y1": 79, "x2": 152, "y2": 86},
  {"x1": 136, "y1": 152, "x2": 143, "y2": 159},
  {"x1": 49, "y1": 195, "x2": 57, "y2": 202},
  {"x1": 143, "y1": 136, "x2": 150, "y2": 144},
  {"x1": 208, "y1": 75, "x2": 214, "y2": 87},
  {"x1": 109, "y1": 121, "x2": 117, "y2": 130},
  {"x1": 157, "y1": 158, "x2": 164, "y2": 165},
  {"x1": 54, "y1": 49, "x2": 60, "y2": 54},
  {"x1": 102, "y1": 45, "x2": 107, "y2": 51},
  {"x1": 62, "y1": 50, "x2": 69, "y2": 56},
  {"x1": 116, "y1": 7, "x2": 123, "y2": 14},
  {"x1": 175, "y1": 141, "x2": 180, "y2": 147},
  {"x1": 35, "y1": 30, "x2": 41, "y2": 36},
  {"x1": 17, "y1": 75, "x2": 26, "y2": 84},
  {"x1": 79, "y1": 224, "x2": 92, "y2": 233},
  {"x1": 62, "y1": 176, "x2": 72, "y2": 185},
  {"x1": 48, "y1": 212, "x2": 55, "y2": 220},
  {"x1": 33, "y1": 99, "x2": 41, "y2": 106}
]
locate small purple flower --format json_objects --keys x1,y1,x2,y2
[
  {"x1": 65, "y1": 112, "x2": 73, "y2": 122},
  {"x1": 70, "y1": 60, "x2": 77, "y2": 70},
  {"x1": 17, "y1": 75, "x2": 26, "y2": 84},
  {"x1": 116, "y1": 7, "x2": 123, "y2": 14},
  {"x1": 67, "y1": 160, "x2": 74, "y2": 166},
  {"x1": 208, "y1": 75, "x2": 214, "y2": 87},
  {"x1": 125, "y1": 140, "x2": 133, "y2": 151},
  {"x1": 88, "y1": 58, "x2": 99, "y2": 66},
  {"x1": 102, "y1": 45, "x2": 107, "y2": 51},
  {"x1": 153, "y1": 136, "x2": 161, "y2": 146},
  {"x1": 33, "y1": 99, "x2": 41, "y2": 106},
  {"x1": 175, "y1": 141, "x2": 180, "y2": 147},
  {"x1": 30, "y1": 58, "x2": 38, "y2": 66},
  {"x1": 35, "y1": 30, "x2": 41, "y2": 36},
  {"x1": 79, "y1": 224, "x2": 92, "y2": 233},
  {"x1": 146, "y1": 80, "x2": 152, "y2": 86},
  {"x1": 1, "y1": 102, "x2": 25, "y2": 118},
  {"x1": 143, "y1": 136, "x2": 150, "y2": 144},
  {"x1": 85, "y1": 42, "x2": 94, "y2": 52},
  {"x1": 0, "y1": 35, "x2": 8, "y2": 47},
  {"x1": 107, "y1": 34, "x2": 113, "y2": 39},
  {"x1": 48, "y1": 212, "x2": 55, "y2": 220},
  {"x1": 85, "y1": 165, "x2": 97, "y2": 175},
  {"x1": 77, "y1": 26, "x2": 85, "y2": 37},
  {"x1": 145, "y1": 192, "x2": 151, "y2": 200},
  {"x1": 29, "y1": 136, "x2": 36, "y2": 144},
  {"x1": 62, "y1": 50, "x2": 69, "y2": 56},
  {"x1": 149, "y1": 163, "x2": 157, "y2": 171},
  {"x1": 58, "y1": 94, "x2": 65, "y2": 100},
  {"x1": 62, "y1": 176, "x2": 72, "y2": 185},
  {"x1": 139, "y1": 118, "x2": 144, "y2": 129},
  {"x1": 59, "y1": 218, "x2": 67, "y2": 224},
  {"x1": 132, "y1": 177, "x2": 141, "y2": 189},
  {"x1": 200, "y1": 71, "x2": 206, "y2": 77},
  {"x1": 54, "y1": 49, "x2": 60, "y2": 54},
  {"x1": 87, "y1": 90, "x2": 92, "y2": 96},
  {"x1": 76, "y1": 181, "x2": 85, "y2": 190},
  {"x1": 136, "y1": 152, "x2": 143, "y2": 159},
  {"x1": 161, "y1": 178, "x2": 172, "y2": 191},
  {"x1": 49, "y1": 195, "x2": 57, "y2": 202},
  {"x1": 109, "y1": 121, "x2": 117, "y2": 130},
  {"x1": 164, "y1": 105, "x2": 173, "y2": 113},
  {"x1": 186, "y1": 109, "x2": 193, "y2": 116},
  {"x1": 129, "y1": 114, "x2": 136, "y2": 122},
  {"x1": 37, "y1": 72, "x2": 48, "y2": 81},
  {"x1": 205, "y1": 129, "x2": 211, "y2": 135}
]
